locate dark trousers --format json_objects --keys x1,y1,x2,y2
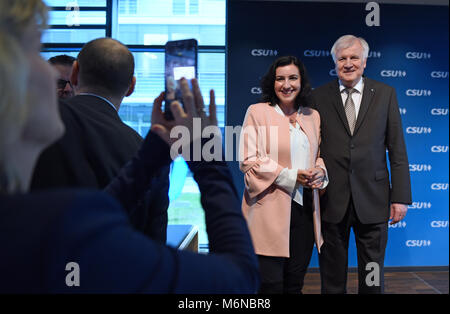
[
  {"x1": 258, "y1": 191, "x2": 315, "y2": 294},
  {"x1": 319, "y1": 198, "x2": 388, "y2": 294}
]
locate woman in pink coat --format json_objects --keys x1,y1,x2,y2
[{"x1": 239, "y1": 56, "x2": 328, "y2": 294}]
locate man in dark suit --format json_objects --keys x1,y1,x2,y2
[
  {"x1": 312, "y1": 35, "x2": 411, "y2": 294},
  {"x1": 31, "y1": 38, "x2": 169, "y2": 243}
]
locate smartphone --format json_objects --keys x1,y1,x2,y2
[{"x1": 164, "y1": 39, "x2": 198, "y2": 120}]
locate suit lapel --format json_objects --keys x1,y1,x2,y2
[
  {"x1": 296, "y1": 109, "x2": 318, "y2": 165},
  {"x1": 329, "y1": 80, "x2": 352, "y2": 136},
  {"x1": 353, "y1": 77, "x2": 375, "y2": 135},
  {"x1": 296, "y1": 110, "x2": 312, "y2": 141}
]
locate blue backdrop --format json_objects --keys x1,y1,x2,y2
[{"x1": 226, "y1": 0, "x2": 449, "y2": 267}]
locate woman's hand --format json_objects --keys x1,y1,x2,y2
[
  {"x1": 297, "y1": 169, "x2": 312, "y2": 187},
  {"x1": 297, "y1": 167, "x2": 325, "y2": 189}
]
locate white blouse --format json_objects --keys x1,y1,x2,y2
[{"x1": 274, "y1": 105, "x2": 328, "y2": 205}]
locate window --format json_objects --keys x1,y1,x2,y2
[
  {"x1": 173, "y1": 0, "x2": 186, "y2": 15},
  {"x1": 190, "y1": 0, "x2": 199, "y2": 15},
  {"x1": 119, "y1": 0, "x2": 137, "y2": 14},
  {"x1": 42, "y1": 0, "x2": 109, "y2": 43},
  {"x1": 116, "y1": 1, "x2": 225, "y2": 45},
  {"x1": 42, "y1": 0, "x2": 226, "y2": 250}
]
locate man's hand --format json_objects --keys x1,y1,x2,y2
[
  {"x1": 308, "y1": 167, "x2": 326, "y2": 189},
  {"x1": 151, "y1": 78, "x2": 217, "y2": 145},
  {"x1": 297, "y1": 167, "x2": 326, "y2": 189},
  {"x1": 389, "y1": 203, "x2": 408, "y2": 225}
]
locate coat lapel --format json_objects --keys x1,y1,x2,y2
[
  {"x1": 353, "y1": 77, "x2": 375, "y2": 135},
  {"x1": 296, "y1": 109, "x2": 318, "y2": 166},
  {"x1": 329, "y1": 80, "x2": 352, "y2": 136}
]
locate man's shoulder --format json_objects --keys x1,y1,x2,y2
[
  {"x1": 60, "y1": 95, "x2": 104, "y2": 115},
  {"x1": 364, "y1": 77, "x2": 395, "y2": 92},
  {"x1": 58, "y1": 96, "x2": 93, "y2": 121},
  {"x1": 60, "y1": 95, "x2": 93, "y2": 108},
  {"x1": 61, "y1": 96, "x2": 142, "y2": 140},
  {"x1": 312, "y1": 80, "x2": 338, "y2": 96}
]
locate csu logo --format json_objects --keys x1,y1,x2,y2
[
  {"x1": 431, "y1": 108, "x2": 448, "y2": 115},
  {"x1": 431, "y1": 183, "x2": 448, "y2": 190},
  {"x1": 406, "y1": 89, "x2": 431, "y2": 96},
  {"x1": 250, "y1": 87, "x2": 262, "y2": 94},
  {"x1": 368, "y1": 51, "x2": 381, "y2": 58},
  {"x1": 329, "y1": 69, "x2": 337, "y2": 76},
  {"x1": 381, "y1": 70, "x2": 406, "y2": 77},
  {"x1": 406, "y1": 52, "x2": 431, "y2": 59},
  {"x1": 409, "y1": 164, "x2": 432, "y2": 172},
  {"x1": 431, "y1": 221, "x2": 449, "y2": 228},
  {"x1": 399, "y1": 108, "x2": 406, "y2": 115},
  {"x1": 304, "y1": 50, "x2": 330, "y2": 57},
  {"x1": 389, "y1": 221, "x2": 406, "y2": 228},
  {"x1": 431, "y1": 146, "x2": 449, "y2": 153},
  {"x1": 406, "y1": 240, "x2": 431, "y2": 247},
  {"x1": 251, "y1": 49, "x2": 278, "y2": 57},
  {"x1": 408, "y1": 202, "x2": 431, "y2": 209},
  {"x1": 406, "y1": 127, "x2": 431, "y2": 134},
  {"x1": 431, "y1": 71, "x2": 449, "y2": 78}
]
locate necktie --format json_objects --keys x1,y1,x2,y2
[{"x1": 344, "y1": 88, "x2": 357, "y2": 135}]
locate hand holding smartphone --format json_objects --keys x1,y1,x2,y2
[{"x1": 164, "y1": 39, "x2": 198, "y2": 120}]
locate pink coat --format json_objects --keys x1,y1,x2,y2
[{"x1": 239, "y1": 102, "x2": 325, "y2": 257}]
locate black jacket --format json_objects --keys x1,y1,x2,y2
[
  {"x1": 312, "y1": 78, "x2": 412, "y2": 224},
  {"x1": 31, "y1": 95, "x2": 169, "y2": 242}
]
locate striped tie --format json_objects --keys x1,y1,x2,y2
[{"x1": 344, "y1": 88, "x2": 357, "y2": 135}]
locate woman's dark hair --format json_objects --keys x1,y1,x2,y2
[{"x1": 260, "y1": 55, "x2": 313, "y2": 109}]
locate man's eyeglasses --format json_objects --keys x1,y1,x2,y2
[{"x1": 57, "y1": 79, "x2": 72, "y2": 89}]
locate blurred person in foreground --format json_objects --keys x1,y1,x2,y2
[{"x1": 0, "y1": 0, "x2": 258, "y2": 293}]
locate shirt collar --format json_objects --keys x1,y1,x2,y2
[
  {"x1": 78, "y1": 93, "x2": 117, "y2": 111},
  {"x1": 339, "y1": 76, "x2": 364, "y2": 94}
]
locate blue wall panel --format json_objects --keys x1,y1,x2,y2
[{"x1": 227, "y1": 0, "x2": 448, "y2": 267}]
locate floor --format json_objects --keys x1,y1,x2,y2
[{"x1": 302, "y1": 270, "x2": 449, "y2": 294}]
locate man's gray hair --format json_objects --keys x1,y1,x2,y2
[{"x1": 330, "y1": 35, "x2": 370, "y2": 63}]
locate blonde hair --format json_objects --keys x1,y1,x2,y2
[
  {"x1": 0, "y1": 0, "x2": 48, "y2": 38},
  {"x1": 330, "y1": 35, "x2": 370, "y2": 63},
  {"x1": 0, "y1": 0, "x2": 48, "y2": 193}
]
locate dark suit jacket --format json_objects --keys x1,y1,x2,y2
[
  {"x1": 0, "y1": 132, "x2": 259, "y2": 293},
  {"x1": 312, "y1": 77, "x2": 412, "y2": 224},
  {"x1": 31, "y1": 95, "x2": 169, "y2": 242}
]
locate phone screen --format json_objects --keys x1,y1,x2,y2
[{"x1": 164, "y1": 39, "x2": 198, "y2": 120}]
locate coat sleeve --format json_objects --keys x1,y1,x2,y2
[
  {"x1": 50, "y1": 144, "x2": 259, "y2": 293},
  {"x1": 239, "y1": 106, "x2": 283, "y2": 199},
  {"x1": 103, "y1": 132, "x2": 173, "y2": 214},
  {"x1": 314, "y1": 110, "x2": 328, "y2": 189},
  {"x1": 386, "y1": 87, "x2": 412, "y2": 204}
]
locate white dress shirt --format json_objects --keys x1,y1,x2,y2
[
  {"x1": 339, "y1": 77, "x2": 364, "y2": 119},
  {"x1": 273, "y1": 105, "x2": 328, "y2": 206}
]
